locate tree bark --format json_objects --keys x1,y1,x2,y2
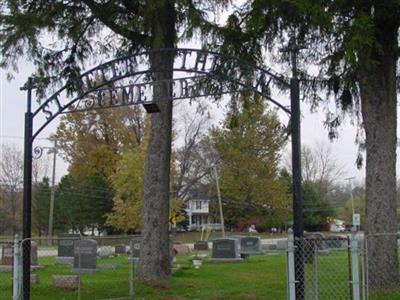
[
  {"x1": 137, "y1": 0, "x2": 176, "y2": 283},
  {"x1": 360, "y1": 9, "x2": 399, "y2": 290}
]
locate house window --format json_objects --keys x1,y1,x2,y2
[{"x1": 196, "y1": 200, "x2": 202, "y2": 210}]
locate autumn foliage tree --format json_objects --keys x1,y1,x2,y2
[
  {"x1": 211, "y1": 93, "x2": 290, "y2": 228},
  {"x1": 106, "y1": 140, "x2": 147, "y2": 233},
  {"x1": 54, "y1": 106, "x2": 145, "y2": 180}
]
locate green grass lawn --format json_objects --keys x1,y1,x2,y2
[
  {"x1": 0, "y1": 253, "x2": 287, "y2": 300},
  {"x1": 2, "y1": 250, "x2": 400, "y2": 299}
]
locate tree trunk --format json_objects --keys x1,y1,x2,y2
[
  {"x1": 137, "y1": 0, "x2": 176, "y2": 284},
  {"x1": 360, "y1": 10, "x2": 399, "y2": 291}
]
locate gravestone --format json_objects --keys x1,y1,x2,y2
[
  {"x1": 234, "y1": 236, "x2": 261, "y2": 255},
  {"x1": 58, "y1": 234, "x2": 80, "y2": 257},
  {"x1": 276, "y1": 239, "x2": 287, "y2": 250},
  {"x1": 1, "y1": 243, "x2": 13, "y2": 265},
  {"x1": 194, "y1": 241, "x2": 209, "y2": 251},
  {"x1": 52, "y1": 275, "x2": 79, "y2": 290},
  {"x1": 115, "y1": 244, "x2": 126, "y2": 255},
  {"x1": 1, "y1": 242, "x2": 38, "y2": 268},
  {"x1": 262, "y1": 243, "x2": 277, "y2": 251},
  {"x1": 97, "y1": 246, "x2": 114, "y2": 258},
  {"x1": 72, "y1": 239, "x2": 97, "y2": 273},
  {"x1": 30, "y1": 241, "x2": 38, "y2": 266},
  {"x1": 324, "y1": 236, "x2": 347, "y2": 250},
  {"x1": 98, "y1": 263, "x2": 118, "y2": 270},
  {"x1": 211, "y1": 238, "x2": 242, "y2": 262},
  {"x1": 56, "y1": 234, "x2": 80, "y2": 264},
  {"x1": 173, "y1": 244, "x2": 191, "y2": 255},
  {"x1": 128, "y1": 240, "x2": 141, "y2": 263}
]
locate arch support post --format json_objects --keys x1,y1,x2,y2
[
  {"x1": 290, "y1": 74, "x2": 304, "y2": 299},
  {"x1": 21, "y1": 78, "x2": 34, "y2": 300},
  {"x1": 285, "y1": 37, "x2": 305, "y2": 300}
]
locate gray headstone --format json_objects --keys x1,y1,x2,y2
[
  {"x1": 58, "y1": 234, "x2": 80, "y2": 257},
  {"x1": 115, "y1": 244, "x2": 126, "y2": 255},
  {"x1": 0, "y1": 265, "x2": 12, "y2": 272},
  {"x1": 1, "y1": 243, "x2": 13, "y2": 265},
  {"x1": 1, "y1": 242, "x2": 38, "y2": 266},
  {"x1": 30, "y1": 241, "x2": 38, "y2": 266},
  {"x1": 194, "y1": 241, "x2": 209, "y2": 251},
  {"x1": 72, "y1": 239, "x2": 97, "y2": 273},
  {"x1": 324, "y1": 237, "x2": 346, "y2": 249},
  {"x1": 262, "y1": 243, "x2": 277, "y2": 251},
  {"x1": 52, "y1": 275, "x2": 79, "y2": 290},
  {"x1": 211, "y1": 238, "x2": 241, "y2": 260},
  {"x1": 55, "y1": 257, "x2": 74, "y2": 265},
  {"x1": 130, "y1": 240, "x2": 140, "y2": 260},
  {"x1": 276, "y1": 239, "x2": 287, "y2": 250},
  {"x1": 234, "y1": 236, "x2": 261, "y2": 254},
  {"x1": 98, "y1": 263, "x2": 118, "y2": 270}
]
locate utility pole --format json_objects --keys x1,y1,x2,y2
[
  {"x1": 344, "y1": 176, "x2": 356, "y2": 222},
  {"x1": 48, "y1": 140, "x2": 57, "y2": 239},
  {"x1": 214, "y1": 167, "x2": 225, "y2": 237},
  {"x1": 32, "y1": 140, "x2": 58, "y2": 239}
]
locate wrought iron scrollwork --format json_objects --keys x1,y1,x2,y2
[
  {"x1": 33, "y1": 146, "x2": 44, "y2": 159},
  {"x1": 32, "y1": 48, "x2": 291, "y2": 141}
]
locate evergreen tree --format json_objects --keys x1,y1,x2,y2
[
  {"x1": 279, "y1": 168, "x2": 334, "y2": 231},
  {"x1": 55, "y1": 173, "x2": 113, "y2": 235},
  {"x1": 302, "y1": 182, "x2": 333, "y2": 231},
  {"x1": 219, "y1": 1, "x2": 400, "y2": 289},
  {"x1": 33, "y1": 177, "x2": 51, "y2": 236},
  {"x1": 55, "y1": 175, "x2": 83, "y2": 233}
]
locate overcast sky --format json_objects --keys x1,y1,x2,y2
[
  {"x1": 0, "y1": 55, "x2": 368, "y2": 188},
  {"x1": 0, "y1": 1, "x2": 380, "y2": 188}
]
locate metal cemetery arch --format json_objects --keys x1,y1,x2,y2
[{"x1": 21, "y1": 47, "x2": 303, "y2": 300}]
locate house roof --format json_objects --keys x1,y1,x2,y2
[{"x1": 186, "y1": 189, "x2": 210, "y2": 201}]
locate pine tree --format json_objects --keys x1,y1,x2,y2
[
  {"x1": 222, "y1": 1, "x2": 400, "y2": 289},
  {"x1": 33, "y1": 177, "x2": 51, "y2": 236}
]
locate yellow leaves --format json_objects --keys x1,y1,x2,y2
[
  {"x1": 105, "y1": 196, "x2": 142, "y2": 232},
  {"x1": 105, "y1": 143, "x2": 146, "y2": 232},
  {"x1": 211, "y1": 93, "x2": 290, "y2": 220},
  {"x1": 54, "y1": 106, "x2": 145, "y2": 180},
  {"x1": 170, "y1": 197, "x2": 186, "y2": 224},
  {"x1": 69, "y1": 145, "x2": 121, "y2": 181}
]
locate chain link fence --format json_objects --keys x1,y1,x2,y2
[
  {"x1": 288, "y1": 231, "x2": 354, "y2": 300},
  {"x1": 362, "y1": 233, "x2": 400, "y2": 300},
  {"x1": 9, "y1": 235, "x2": 141, "y2": 300},
  {"x1": 0, "y1": 238, "x2": 15, "y2": 300}
]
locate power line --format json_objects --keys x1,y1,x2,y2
[{"x1": 0, "y1": 135, "x2": 47, "y2": 140}]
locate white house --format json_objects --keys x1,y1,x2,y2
[{"x1": 184, "y1": 193, "x2": 212, "y2": 230}]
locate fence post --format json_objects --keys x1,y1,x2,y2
[
  {"x1": 287, "y1": 229, "x2": 296, "y2": 300},
  {"x1": 13, "y1": 235, "x2": 21, "y2": 300},
  {"x1": 129, "y1": 260, "x2": 135, "y2": 299},
  {"x1": 350, "y1": 227, "x2": 360, "y2": 300},
  {"x1": 361, "y1": 240, "x2": 366, "y2": 300}
]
